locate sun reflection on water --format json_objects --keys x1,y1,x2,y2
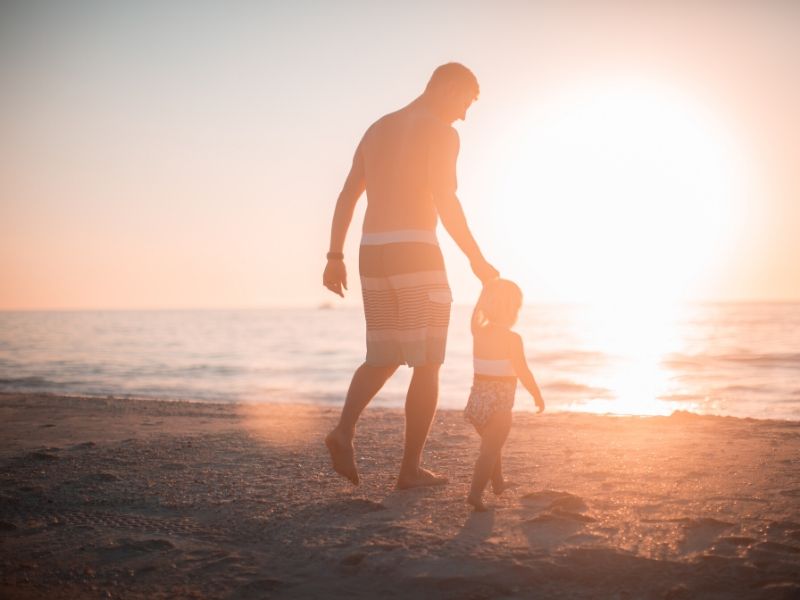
[{"x1": 564, "y1": 300, "x2": 703, "y2": 416}]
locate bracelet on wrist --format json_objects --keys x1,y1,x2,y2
[{"x1": 327, "y1": 252, "x2": 344, "y2": 260}]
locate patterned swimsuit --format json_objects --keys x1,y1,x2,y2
[{"x1": 464, "y1": 358, "x2": 517, "y2": 433}]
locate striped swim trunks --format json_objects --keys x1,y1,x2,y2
[{"x1": 359, "y1": 230, "x2": 452, "y2": 367}]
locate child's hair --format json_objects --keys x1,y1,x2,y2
[{"x1": 471, "y1": 279, "x2": 523, "y2": 334}]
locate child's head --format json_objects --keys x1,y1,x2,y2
[{"x1": 472, "y1": 279, "x2": 523, "y2": 332}]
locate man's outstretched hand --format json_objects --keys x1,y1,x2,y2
[
  {"x1": 323, "y1": 259, "x2": 348, "y2": 297},
  {"x1": 471, "y1": 257, "x2": 499, "y2": 284}
]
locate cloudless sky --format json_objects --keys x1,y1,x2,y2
[{"x1": 1, "y1": 0, "x2": 798, "y2": 309}]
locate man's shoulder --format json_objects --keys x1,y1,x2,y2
[
  {"x1": 361, "y1": 109, "x2": 403, "y2": 142},
  {"x1": 408, "y1": 112, "x2": 458, "y2": 152},
  {"x1": 362, "y1": 106, "x2": 457, "y2": 152},
  {"x1": 409, "y1": 108, "x2": 457, "y2": 136},
  {"x1": 371, "y1": 105, "x2": 410, "y2": 128}
]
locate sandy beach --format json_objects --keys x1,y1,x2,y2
[{"x1": 1, "y1": 392, "x2": 799, "y2": 599}]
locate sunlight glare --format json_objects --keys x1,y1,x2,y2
[
  {"x1": 493, "y1": 77, "x2": 752, "y2": 305},
  {"x1": 565, "y1": 299, "x2": 701, "y2": 416}
]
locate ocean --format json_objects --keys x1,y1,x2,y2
[{"x1": 1, "y1": 303, "x2": 798, "y2": 421}]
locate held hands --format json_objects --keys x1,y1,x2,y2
[
  {"x1": 323, "y1": 259, "x2": 347, "y2": 297},
  {"x1": 470, "y1": 257, "x2": 499, "y2": 284}
]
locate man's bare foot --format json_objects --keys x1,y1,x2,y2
[
  {"x1": 467, "y1": 493, "x2": 489, "y2": 512},
  {"x1": 396, "y1": 467, "x2": 449, "y2": 490},
  {"x1": 324, "y1": 429, "x2": 359, "y2": 485},
  {"x1": 491, "y1": 479, "x2": 518, "y2": 496}
]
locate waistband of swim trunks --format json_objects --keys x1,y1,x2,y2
[
  {"x1": 474, "y1": 373, "x2": 517, "y2": 383},
  {"x1": 360, "y1": 230, "x2": 438, "y2": 246}
]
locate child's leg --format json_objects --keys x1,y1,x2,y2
[
  {"x1": 490, "y1": 454, "x2": 504, "y2": 492},
  {"x1": 490, "y1": 452, "x2": 518, "y2": 495},
  {"x1": 468, "y1": 411, "x2": 512, "y2": 511}
]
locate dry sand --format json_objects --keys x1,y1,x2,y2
[{"x1": 1, "y1": 392, "x2": 799, "y2": 599}]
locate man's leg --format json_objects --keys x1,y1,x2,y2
[
  {"x1": 325, "y1": 362, "x2": 397, "y2": 485},
  {"x1": 397, "y1": 363, "x2": 447, "y2": 489}
]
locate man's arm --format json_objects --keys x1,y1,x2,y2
[
  {"x1": 323, "y1": 144, "x2": 366, "y2": 297},
  {"x1": 430, "y1": 128, "x2": 498, "y2": 283}
]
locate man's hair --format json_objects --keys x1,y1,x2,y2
[{"x1": 425, "y1": 63, "x2": 479, "y2": 99}]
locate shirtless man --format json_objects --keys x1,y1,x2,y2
[{"x1": 323, "y1": 63, "x2": 498, "y2": 489}]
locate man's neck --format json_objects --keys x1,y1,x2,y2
[{"x1": 414, "y1": 93, "x2": 449, "y2": 123}]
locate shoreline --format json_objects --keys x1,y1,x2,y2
[
  {"x1": 1, "y1": 392, "x2": 799, "y2": 598},
  {"x1": 1, "y1": 390, "x2": 796, "y2": 427}
]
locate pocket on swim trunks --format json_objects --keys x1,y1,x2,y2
[
  {"x1": 427, "y1": 289, "x2": 452, "y2": 330},
  {"x1": 428, "y1": 290, "x2": 453, "y2": 304}
]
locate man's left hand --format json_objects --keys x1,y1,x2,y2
[
  {"x1": 471, "y1": 258, "x2": 499, "y2": 284},
  {"x1": 323, "y1": 259, "x2": 348, "y2": 297}
]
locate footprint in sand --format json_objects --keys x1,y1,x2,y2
[
  {"x1": 160, "y1": 463, "x2": 189, "y2": 471},
  {"x1": 713, "y1": 536, "x2": 756, "y2": 557},
  {"x1": 326, "y1": 498, "x2": 386, "y2": 517},
  {"x1": 523, "y1": 512, "x2": 591, "y2": 549},
  {"x1": 239, "y1": 578, "x2": 284, "y2": 594},
  {"x1": 101, "y1": 537, "x2": 176, "y2": 562},
  {"x1": 85, "y1": 472, "x2": 120, "y2": 483},
  {"x1": 71, "y1": 441, "x2": 96, "y2": 450},
  {"x1": 27, "y1": 450, "x2": 60, "y2": 461},
  {"x1": 745, "y1": 541, "x2": 800, "y2": 562},
  {"x1": 521, "y1": 490, "x2": 588, "y2": 513},
  {"x1": 767, "y1": 519, "x2": 800, "y2": 536},
  {"x1": 520, "y1": 490, "x2": 594, "y2": 550},
  {"x1": 678, "y1": 517, "x2": 734, "y2": 554}
]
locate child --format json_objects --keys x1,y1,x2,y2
[{"x1": 464, "y1": 279, "x2": 545, "y2": 511}]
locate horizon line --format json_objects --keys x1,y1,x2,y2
[{"x1": 2, "y1": 298, "x2": 800, "y2": 312}]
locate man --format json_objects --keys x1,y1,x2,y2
[{"x1": 322, "y1": 63, "x2": 498, "y2": 489}]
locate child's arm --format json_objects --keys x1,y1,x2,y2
[{"x1": 509, "y1": 332, "x2": 545, "y2": 413}]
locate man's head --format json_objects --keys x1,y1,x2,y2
[{"x1": 423, "y1": 63, "x2": 479, "y2": 123}]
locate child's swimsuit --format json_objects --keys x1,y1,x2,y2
[{"x1": 464, "y1": 358, "x2": 517, "y2": 433}]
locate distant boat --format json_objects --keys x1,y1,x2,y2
[{"x1": 318, "y1": 302, "x2": 334, "y2": 310}]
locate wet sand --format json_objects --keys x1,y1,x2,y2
[{"x1": 1, "y1": 392, "x2": 799, "y2": 599}]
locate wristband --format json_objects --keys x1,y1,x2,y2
[{"x1": 326, "y1": 252, "x2": 344, "y2": 260}]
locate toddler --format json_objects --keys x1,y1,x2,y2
[{"x1": 464, "y1": 279, "x2": 545, "y2": 511}]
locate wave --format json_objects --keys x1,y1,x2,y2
[
  {"x1": 0, "y1": 376, "x2": 55, "y2": 388},
  {"x1": 657, "y1": 393, "x2": 704, "y2": 403},
  {"x1": 718, "y1": 352, "x2": 800, "y2": 367},
  {"x1": 546, "y1": 380, "x2": 612, "y2": 397},
  {"x1": 534, "y1": 350, "x2": 608, "y2": 365},
  {"x1": 537, "y1": 351, "x2": 800, "y2": 371},
  {"x1": 663, "y1": 352, "x2": 800, "y2": 370}
]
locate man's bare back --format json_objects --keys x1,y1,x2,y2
[{"x1": 359, "y1": 102, "x2": 459, "y2": 234}]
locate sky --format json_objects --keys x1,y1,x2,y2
[{"x1": 1, "y1": 0, "x2": 798, "y2": 310}]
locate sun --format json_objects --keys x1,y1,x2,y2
[{"x1": 491, "y1": 76, "x2": 752, "y2": 304}]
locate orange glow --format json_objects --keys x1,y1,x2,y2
[
  {"x1": 565, "y1": 300, "x2": 699, "y2": 416},
  {"x1": 491, "y1": 77, "x2": 754, "y2": 305},
  {"x1": 1, "y1": 3, "x2": 796, "y2": 309}
]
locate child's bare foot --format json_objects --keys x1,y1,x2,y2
[
  {"x1": 325, "y1": 429, "x2": 359, "y2": 485},
  {"x1": 491, "y1": 479, "x2": 518, "y2": 496},
  {"x1": 467, "y1": 493, "x2": 489, "y2": 512},
  {"x1": 396, "y1": 467, "x2": 449, "y2": 490}
]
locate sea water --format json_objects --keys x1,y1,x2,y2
[{"x1": 1, "y1": 303, "x2": 798, "y2": 420}]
